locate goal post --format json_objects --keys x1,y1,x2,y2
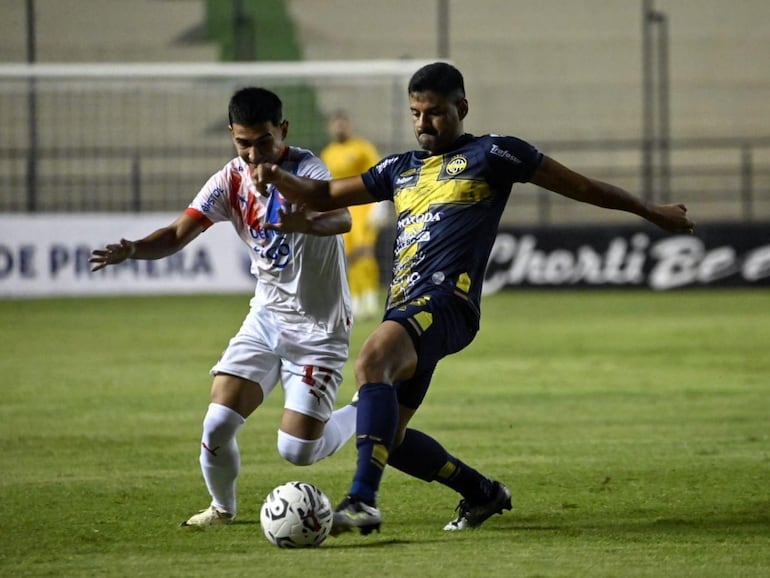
[{"x1": 0, "y1": 60, "x2": 439, "y2": 79}]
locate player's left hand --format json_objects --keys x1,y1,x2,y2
[
  {"x1": 254, "y1": 163, "x2": 282, "y2": 195},
  {"x1": 649, "y1": 203, "x2": 695, "y2": 234},
  {"x1": 263, "y1": 204, "x2": 311, "y2": 234}
]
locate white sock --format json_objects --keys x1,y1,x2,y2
[
  {"x1": 276, "y1": 403, "x2": 357, "y2": 465},
  {"x1": 363, "y1": 290, "x2": 379, "y2": 317},
  {"x1": 352, "y1": 296, "x2": 362, "y2": 317},
  {"x1": 199, "y1": 402, "x2": 245, "y2": 514},
  {"x1": 318, "y1": 403, "x2": 357, "y2": 458},
  {"x1": 276, "y1": 430, "x2": 322, "y2": 465}
]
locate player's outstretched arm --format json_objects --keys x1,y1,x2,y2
[
  {"x1": 305, "y1": 208, "x2": 352, "y2": 236},
  {"x1": 255, "y1": 163, "x2": 375, "y2": 211},
  {"x1": 530, "y1": 156, "x2": 694, "y2": 234},
  {"x1": 263, "y1": 205, "x2": 352, "y2": 236},
  {"x1": 89, "y1": 213, "x2": 205, "y2": 271}
]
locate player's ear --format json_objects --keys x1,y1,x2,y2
[
  {"x1": 280, "y1": 119, "x2": 289, "y2": 139},
  {"x1": 456, "y1": 98, "x2": 469, "y2": 121}
]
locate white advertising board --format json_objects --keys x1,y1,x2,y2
[{"x1": 0, "y1": 214, "x2": 255, "y2": 297}]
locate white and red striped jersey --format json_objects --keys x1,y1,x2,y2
[{"x1": 186, "y1": 147, "x2": 352, "y2": 331}]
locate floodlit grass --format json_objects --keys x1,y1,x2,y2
[{"x1": 1, "y1": 290, "x2": 768, "y2": 577}]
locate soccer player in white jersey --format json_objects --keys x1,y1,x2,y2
[{"x1": 90, "y1": 87, "x2": 357, "y2": 527}]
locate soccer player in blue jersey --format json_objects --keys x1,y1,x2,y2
[{"x1": 256, "y1": 62, "x2": 694, "y2": 535}]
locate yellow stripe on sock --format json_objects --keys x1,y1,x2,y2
[
  {"x1": 371, "y1": 443, "x2": 389, "y2": 469},
  {"x1": 437, "y1": 460, "x2": 458, "y2": 480}
]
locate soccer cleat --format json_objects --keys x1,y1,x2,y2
[
  {"x1": 443, "y1": 481, "x2": 512, "y2": 531},
  {"x1": 330, "y1": 495, "x2": 382, "y2": 536},
  {"x1": 180, "y1": 505, "x2": 235, "y2": 527}
]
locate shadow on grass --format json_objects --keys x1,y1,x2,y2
[
  {"x1": 234, "y1": 504, "x2": 770, "y2": 546},
  {"x1": 233, "y1": 520, "x2": 453, "y2": 548},
  {"x1": 323, "y1": 537, "x2": 444, "y2": 549},
  {"x1": 493, "y1": 506, "x2": 770, "y2": 537}
]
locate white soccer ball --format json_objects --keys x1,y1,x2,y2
[{"x1": 259, "y1": 481, "x2": 333, "y2": 548}]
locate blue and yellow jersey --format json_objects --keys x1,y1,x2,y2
[{"x1": 362, "y1": 133, "x2": 543, "y2": 313}]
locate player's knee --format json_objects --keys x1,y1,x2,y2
[
  {"x1": 202, "y1": 402, "x2": 244, "y2": 446},
  {"x1": 354, "y1": 348, "x2": 389, "y2": 384},
  {"x1": 276, "y1": 430, "x2": 322, "y2": 466},
  {"x1": 392, "y1": 426, "x2": 408, "y2": 449},
  {"x1": 355, "y1": 329, "x2": 415, "y2": 384}
]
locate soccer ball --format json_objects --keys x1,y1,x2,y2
[{"x1": 260, "y1": 481, "x2": 333, "y2": 548}]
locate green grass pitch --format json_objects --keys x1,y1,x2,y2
[{"x1": 1, "y1": 289, "x2": 768, "y2": 577}]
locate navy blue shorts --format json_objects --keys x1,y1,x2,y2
[{"x1": 385, "y1": 290, "x2": 480, "y2": 409}]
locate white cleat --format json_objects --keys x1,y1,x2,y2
[{"x1": 181, "y1": 505, "x2": 235, "y2": 527}]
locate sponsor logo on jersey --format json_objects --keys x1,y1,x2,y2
[
  {"x1": 391, "y1": 250, "x2": 427, "y2": 278},
  {"x1": 406, "y1": 271, "x2": 421, "y2": 289},
  {"x1": 395, "y1": 228, "x2": 432, "y2": 252},
  {"x1": 395, "y1": 174, "x2": 417, "y2": 186},
  {"x1": 375, "y1": 156, "x2": 398, "y2": 174},
  {"x1": 200, "y1": 187, "x2": 225, "y2": 213},
  {"x1": 394, "y1": 168, "x2": 418, "y2": 187},
  {"x1": 445, "y1": 155, "x2": 468, "y2": 175},
  {"x1": 397, "y1": 211, "x2": 442, "y2": 229},
  {"x1": 254, "y1": 239, "x2": 292, "y2": 269},
  {"x1": 416, "y1": 231, "x2": 431, "y2": 243},
  {"x1": 490, "y1": 144, "x2": 522, "y2": 165},
  {"x1": 390, "y1": 271, "x2": 422, "y2": 303}
]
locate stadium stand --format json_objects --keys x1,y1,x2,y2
[{"x1": 0, "y1": 0, "x2": 216, "y2": 63}]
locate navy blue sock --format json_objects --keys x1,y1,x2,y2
[
  {"x1": 349, "y1": 382, "x2": 399, "y2": 506},
  {"x1": 388, "y1": 428, "x2": 494, "y2": 503}
]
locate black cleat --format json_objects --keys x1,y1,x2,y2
[
  {"x1": 331, "y1": 495, "x2": 382, "y2": 536},
  {"x1": 443, "y1": 481, "x2": 512, "y2": 531}
]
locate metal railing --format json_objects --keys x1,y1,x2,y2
[
  {"x1": 1, "y1": 137, "x2": 769, "y2": 225},
  {"x1": 517, "y1": 136, "x2": 770, "y2": 225}
]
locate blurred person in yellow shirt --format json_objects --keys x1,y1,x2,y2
[{"x1": 321, "y1": 110, "x2": 388, "y2": 320}]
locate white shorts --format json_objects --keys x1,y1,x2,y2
[{"x1": 211, "y1": 304, "x2": 351, "y2": 422}]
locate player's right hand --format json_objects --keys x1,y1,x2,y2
[
  {"x1": 89, "y1": 238, "x2": 136, "y2": 272},
  {"x1": 649, "y1": 203, "x2": 695, "y2": 234}
]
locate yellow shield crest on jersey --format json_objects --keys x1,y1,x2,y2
[{"x1": 445, "y1": 155, "x2": 468, "y2": 176}]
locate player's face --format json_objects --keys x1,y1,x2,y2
[
  {"x1": 230, "y1": 121, "x2": 288, "y2": 175},
  {"x1": 328, "y1": 116, "x2": 351, "y2": 142},
  {"x1": 409, "y1": 91, "x2": 467, "y2": 154}
]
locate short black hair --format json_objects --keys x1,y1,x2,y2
[
  {"x1": 228, "y1": 87, "x2": 283, "y2": 126},
  {"x1": 408, "y1": 62, "x2": 465, "y2": 99}
]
